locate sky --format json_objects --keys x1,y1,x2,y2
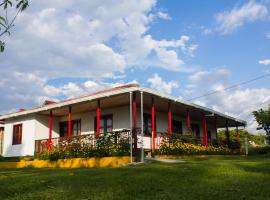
[{"x1": 0, "y1": 0, "x2": 270, "y2": 133}]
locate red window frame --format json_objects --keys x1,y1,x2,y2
[
  {"x1": 191, "y1": 123, "x2": 200, "y2": 138},
  {"x1": 143, "y1": 113, "x2": 156, "y2": 136},
  {"x1": 59, "y1": 119, "x2": 81, "y2": 137},
  {"x1": 94, "y1": 114, "x2": 113, "y2": 134},
  {"x1": 12, "y1": 124, "x2": 22, "y2": 145}
]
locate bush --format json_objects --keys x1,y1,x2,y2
[
  {"x1": 248, "y1": 146, "x2": 270, "y2": 155},
  {"x1": 0, "y1": 155, "x2": 4, "y2": 162},
  {"x1": 156, "y1": 140, "x2": 235, "y2": 156},
  {"x1": 36, "y1": 131, "x2": 130, "y2": 161}
]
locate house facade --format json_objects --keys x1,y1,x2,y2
[{"x1": 0, "y1": 84, "x2": 246, "y2": 157}]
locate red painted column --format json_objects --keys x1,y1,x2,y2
[
  {"x1": 132, "y1": 92, "x2": 137, "y2": 149},
  {"x1": 68, "y1": 106, "x2": 72, "y2": 143},
  {"x1": 48, "y1": 110, "x2": 53, "y2": 150},
  {"x1": 187, "y1": 109, "x2": 191, "y2": 134},
  {"x1": 96, "y1": 100, "x2": 101, "y2": 137},
  {"x1": 202, "y1": 113, "x2": 208, "y2": 147},
  {"x1": 167, "y1": 102, "x2": 172, "y2": 137},
  {"x1": 151, "y1": 97, "x2": 155, "y2": 153}
]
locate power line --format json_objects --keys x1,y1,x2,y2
[{"x1": 187, "y1": 73, "x2": 270, "y2": 101}]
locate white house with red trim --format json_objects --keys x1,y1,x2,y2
[{"x1": 0, "y1": 84, "x2": 246, "y2": 157}]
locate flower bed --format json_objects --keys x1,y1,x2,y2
[
  {"x1": 36, "y1": 131, "x2": 130, "y2": 161},
  {"x1": 156, "y1": 140, "x2": 235, "y2": 156}
]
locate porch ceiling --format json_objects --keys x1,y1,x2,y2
[
  {"x1": 136, "y1": 92, "x2": 244, "y2": 128},
  {"x1": 39, "y1": 91, "x2": 244, "y2": 128},
  {"x1": 39, "y1": 93, "x2": 130, "y2": 116}
]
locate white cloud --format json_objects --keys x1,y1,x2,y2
[
  {"x1": 156, "y1": 11, "x2": 171, "y2": 20},
  {"x1": 259, "y1": 59, "x2": 270, "y2": 66},
  {"x1": 0, "y1": 0, "x2": 198, "y2": 114},
  {"x1": 185, "y1": 68, "x2": 270, "y2": 133},
  {"x1": 147, "y1": 73, "x2": 179, "y2": 94},
  {"x1": 149, "y1": 11, "x2": 171, "y2": 21},
  {"x1": 216, "y1": 1, "x2": 268, "y2": 34},
  {"x1": 1, "y1": 0, "x2": 197, "y2": 79}
]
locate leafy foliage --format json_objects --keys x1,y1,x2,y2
[
  {"x1": 248, "y1": 146, "x2": 270, "y2": 155},
  {"x1": 253, "y1": 106, "x2": 270, "y2": 143},
  {"x1": 0, "y1": 0, "x2": 29, "y2": 52},
  {"x1": 156, "y1": 140, "x2": 234, "y2": 156},
  {"x1": 37, "y1": 131, "x2": 130, "y2": 161}
]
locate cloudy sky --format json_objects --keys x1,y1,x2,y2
[{"x1": 0, "y1": 0, "x2": 270, "y2": 133}]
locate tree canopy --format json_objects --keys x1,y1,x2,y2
[
  {"x1": 0, "y1": 0, "x2": 28, "y2": 52},
  {"x1": 253, "y1": 106, "x2": 270, "y2": 143}
]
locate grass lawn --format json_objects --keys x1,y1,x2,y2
[{"x1": 0, "y1": 156, "x2": 270, "y2": 200}]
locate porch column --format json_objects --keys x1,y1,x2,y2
[
  {"x1": 215, "y1": 116, "x2": 218, "y2": 139},
  {"x1": 133, "y1": 92, "x2": 137, "y2": 149},
  {"x1": 236, "y1": 124, "x2": 240, "y2": 142},
  {"x1": 140, "y1": 91, "x2": 144, "y2": 162},
  {"x1": 96, "y1": 100, "x2": 101, "y2": 137},
  {"x1": 151, "y1": 97, "x2": 155, "y2": 153},
  {"x1": 167, "y1": 102, "x2": 172, "y2": 137},
  {"x1": 68, "y1": 106, "x2": 72, "y2": 143},
  {"x1": 48, "y1": 110, "x2": 53, "y2": 150},
  {"x1": 187, "y1": 109, "x2": 191, "y2": 134},
  {"x1": 202, "y1": 113, "x2": 208, "y2": 147},
  {"x1": 129, "y1": 92, "x2": 133, "y2": 163},
  {"x1": 225, "y1": 119, "x2": 230, "y2": 143}
]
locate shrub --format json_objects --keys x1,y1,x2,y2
[
  {"x1": 248, "y1": 146, "x2": 270, "y2": 155},
  {"x1": 0, "y1": 155, "x2": 4, "y2": 162},
  {"x1": 36, "y1": 131, "x2": 130, "y2": 161},
  {"x1": 156, "y1": 140, "x2": 234, "y2": 156}
]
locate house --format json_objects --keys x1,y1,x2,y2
[
  {"x1": 0, "y1": 84, "x2": 246, "y2": 157},
  {"x1": 0, "y1": 121, "x2": 4, "y2": 156}
]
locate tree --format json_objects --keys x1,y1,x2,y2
[
  {"x1": 218, "y1": 129, "x2": 266, "y2": 146},
  {"x1": 253, "y1": 106, "x2": 270, "y2": 143},
  {"x1": 0, "y1": 0, "x2": 28, "y2": 52}
]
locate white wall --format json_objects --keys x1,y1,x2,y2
[
  {"x1": 35, "y1": 115, "x2": 60, "y2": 140},
  {"x1": 3, "y1": 115, "x2": 36, "y2": 157},
  {"x1": 58, "y1": 105, "x2": 130, "y2": 135}
]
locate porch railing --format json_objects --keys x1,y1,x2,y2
[
  {"x1": 35, "y1": 129, "x2": 226, "y2": 154},
  {"x1": 35, "y1": 129, "x2": 130, "y2": 154}
]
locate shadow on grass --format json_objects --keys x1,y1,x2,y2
[{"x1": 1, "y1": 156, "x2": 270, "y2": 200}]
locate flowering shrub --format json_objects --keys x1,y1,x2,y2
[
  {"x1": 37, "y1": 131, "x2": 130, "y2": 161},
  {"x1": 156, "y1": 140, "x2": 233, "y2": 156}
]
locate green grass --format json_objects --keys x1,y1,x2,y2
[{"x1": 1, "y1": 156, "x2": 270, "y2": 200}]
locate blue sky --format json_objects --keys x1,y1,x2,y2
[{"x1": 0, "y1": 0, "x2": 270, "y2": 133}]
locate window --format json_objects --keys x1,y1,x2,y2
[
  {"x1": 191, "y1": 123, "x2": 200, "y2": 138},
  {"x1": 143, "y1": 113, "x2": 156, "y2": 136},
  {"x1": 13, "y1": 124, "x2": 22, "y2": 145},
  {"x1": 207, "y1": 130, "x2": 212, "y2": 140},
  {"x1": 172, "y1": 120, "x2": 182, "y2": 134},
  {"x1": 59, "y1": 119, "x2": 81, "y2": 137},
  {"x1": 95, "y1": 114, "x2": 113, "y2": 134}
]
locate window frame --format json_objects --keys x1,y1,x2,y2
[
  {"x1": 94, "y1": 114, "x2": 113, "y2": 134},
  {"x1": 143, "y1": 113, "x2": 156, "y2": 136},
  {"x1": 172, "y1": 120, "x2": 183, "y2": 134},
  {"x1": 191, "y1": 123, "x2": 200, "y2": 138},
  {"x1": 59, "y1": 119, "x2": 81, "y2": 137},
  {"x1": 12, "y1": 124, "x2": 23, "y2": 145}
]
